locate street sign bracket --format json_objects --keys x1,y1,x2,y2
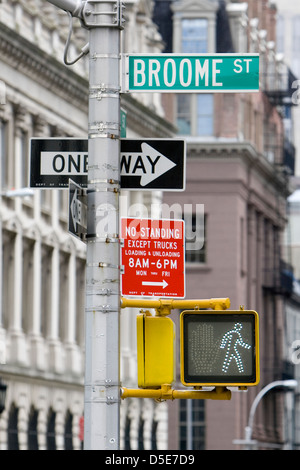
[
  {"x1": 82, "y1": 0, "x2": 125, "y2": 29},
  {"x1": 121, "y1": 384, "x2": 232, "y2": 401},
  {"x1": 120, "y1": 296, "x2": 231, "y2": 316}
]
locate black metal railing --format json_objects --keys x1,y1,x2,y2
[
  {"x1": 263, "y1": 260, "x2": 294, "y2": 296},
  {"x1": 263, "y1": 67, "x2": 297, "y2": 107}
]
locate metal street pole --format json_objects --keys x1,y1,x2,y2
[
  {"x1": 84, "y1": 0, "x2": 122, "y2": 450},
  {"x1": 45, "y1": 0, "x2": 83, "y2": 15},
  {"x1": 45, "y1": 0, "x2": 123, "y2": 450},
  {"x1": 244, "y1": 379, "x2": 298, "y2": 450}
]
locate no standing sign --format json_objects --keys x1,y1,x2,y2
[{"x1": 121, "y1": 218, "x2": 185, "y2": 298}]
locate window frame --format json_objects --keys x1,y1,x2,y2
[{"x1": 175, "y1": 16, "x2": 215, "y2": 137}]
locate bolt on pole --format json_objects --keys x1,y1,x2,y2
[{"x1": 45, "y1": 0, "x2": 123, "y2": 450}]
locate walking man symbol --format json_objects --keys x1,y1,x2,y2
[{"x1": 220, "y1": 323, "x2": 251, "y2": 373}]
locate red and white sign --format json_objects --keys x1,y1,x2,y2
[{"x1": 121, "y1": 218, "x2": 185, "y2": 298}]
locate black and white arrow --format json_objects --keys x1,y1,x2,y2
[{"x1": 120, "y1": 143, "x2": 177, "y2": 187}]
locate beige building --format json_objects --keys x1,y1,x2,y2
[{"x1": 0, "y1": 0, "x2": 175, "y2": 450}]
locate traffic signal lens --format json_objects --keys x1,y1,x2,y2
[{"x1": 181, "y1": 310, "x2": 259, "y2": 387}]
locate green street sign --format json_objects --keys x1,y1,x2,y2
[{"x1": 126, "y1": 54, "x2": 259, "y2": 93}]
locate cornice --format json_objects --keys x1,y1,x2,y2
[
  {"x1": 172, "y1": 0, "x2": 219, "y2": 14},
  {"x1": 121, "y1": 94, "x2": 177, "y2": 138},
  {"x1": 0, "y1": 22, "x2": 88, "y2": 113},
  {"x1": 185, "y1": 139, "x2": 290, "y2": 195},
  {"x1": 0, "y1": 22, "x2": 176, "y2": 138}
]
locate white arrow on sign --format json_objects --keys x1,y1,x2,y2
[
  {"x1": 120, "y1": 143, "x2": 176, "y2": 186},
  {"x1": 142, "y1": 280, "x2": 168, "y2": 289},
  {"x1": 70, "y1": 188, "x2": 86, "y2": 231}
]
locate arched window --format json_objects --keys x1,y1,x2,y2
[
  {"x1": 7, "y1": 403, "x2": 19, "y2": 450},
  {"x1": 28, "y1": 405, "x2": 39, "y2": 450},
  {"x1": 138, "y1": 417, "x2": 144, "y2": 450},
  {"x1": 47, "y1": 408, "x2": 56, "y2": 450},
  {"x1": 64, "y1": 410, "x2": 73, "y2": 450},
  {"x1": 124, "y1": 415, "x2": 131, "y2": 450},
  {"x1": 151, "y1": 419, "x2": 157, "y2": 450}
]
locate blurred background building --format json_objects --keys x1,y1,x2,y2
[
  {"x1": 0, "y1": 0, "x2": 299, "y2": 451},
  {"x1": 274, "y1": 0, "x2": 300, "y2": 449},
  {"x1": 154, "y1": 0, "x2": 300, "y2": 450}
]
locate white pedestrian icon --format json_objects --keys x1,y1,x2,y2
[{"x1": 220, "y1": 323, "x2": 251, "y2": 373}]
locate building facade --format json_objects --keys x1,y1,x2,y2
[
  {"x1": 274, "y1": 0, "x2": 300, "y2": 449},
  {"x1": 0, "y1": 0, "x2": 176, "y2": 450}
]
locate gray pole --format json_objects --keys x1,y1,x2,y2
[
  {"x1": 45, "y1": 0, "x2": 83, "y2": 15},
  {"x1": 45, "y1": 0, "x2": 122, "y2": 450},
  {"x1": 244, "y1": 379, "x2": 298, "y2": 449},
  {"x1": 84, "y1": 0, "x2": 122, "y2": 450}
]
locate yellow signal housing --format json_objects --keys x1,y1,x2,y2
[{"x1": 137, "y1": 313, "x2": 175, "y2": 388}]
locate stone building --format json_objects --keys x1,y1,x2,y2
[{"x1": 0, "y1": 0, "x2": 174, "y2": 450}]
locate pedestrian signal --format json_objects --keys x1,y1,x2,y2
[{"x1": 180, "y1": 310, "x2": 259, "y2": 387}]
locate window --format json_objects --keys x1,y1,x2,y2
[
  {"x1": 47, "y1": 408, "x2": 56, "y2": 450},
  {"x1": 59, "y1": 252, "x2": 69, "y2": 341},
  {"x1": 177, "y1": 18, "x2": 214, "y2": 136},
  {"x1": 292, "y1": 17, "x2": 300, "y2": 77},
  {"x1": 264, "y1": 120, "x2": 278, "y2": 164},
  {"x1": 151, "y1": 419, "x2": 158, "y2": 450},
  {"x1": 138, "y1": 417, "x2": 145, "y2": 450},
  {"x1": 8, "y1": 403, "x2": 19, "y2": 450},
  {"x1": 20, "y1": 130, "x2": 28, "y2": 189},
  {"x1": 240, "y1": 217, "x2": 246, "y2": 276},
  {"x1": 22, "y1": 238, "x2": 34, "y2": 334},
  {"x1": 124, "y1": 415, "x2": 131, "y2": 450},
  {"x1": 64, "y1": 410, "x2": 73, "y2": 450},
  {"x1": 179, "y1": 400, "x2": 205, "y2": 450},
  {"x1": 2, "y1": 230, "x2": 15, "y2": 330},
  {"x1": 197, "y1": 95, "x2": 214, "y2": 136},
  {"x1": 28, "y1": 406, "x2": 39, "y2": 450},
  {"x1": 177, "y1": 95, "x2": 191, "y2": 134},
  {"x1": 41, "y1": 245, "x2": 52, "y2": 338},
  {"x1": 185, "y1": 213, "x2": 206, "y2": 264},
  {"x1": 182, "y1": 19, "x2": 208, "y2": 53},
  {"x1": 276, "y1": 15, "x2": 285, "y2": 54},
  {"x1": 0, "y1": 120, "x2": 8, "y2": 189},
  {"x1": 76, "y1": 258, "x2": 86, "y2": 346}
]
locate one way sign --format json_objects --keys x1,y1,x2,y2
[
  {"x1": 120, "y1": 139, "x2": 186, "y2": 191},
  {"x1": 30, "y1": 138, "x2": 186, "y2": 191}
]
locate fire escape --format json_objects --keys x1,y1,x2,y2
[
  {"x1": 261, "y1": 58, "x2": 298, "y2": 382},
  {"x1": 262, "y1": 57, "x2": 297, "y2": 298},
  {"x1": 263, "y1": 60, "x2": 296, "y2": 175}
]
